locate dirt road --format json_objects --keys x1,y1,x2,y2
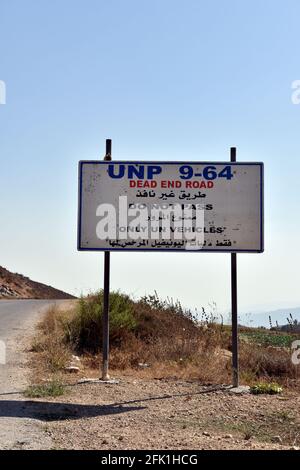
[{"x1": 0, "y1": 300, "x2": 66, "y2": 450}]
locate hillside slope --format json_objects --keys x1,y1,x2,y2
[{"x1": 0, "y1": 266, "x2": 75, "y2": 300}]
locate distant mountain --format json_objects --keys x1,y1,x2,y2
[
  {"x1": 239, "y1": 307, "x2": 300, "y2": 328},
  {"x1": 0, "y1": 266, "x2": 76, "y2": 300}
]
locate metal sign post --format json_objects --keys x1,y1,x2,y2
[
  {"x1": 230, "y1": 147, "x2": 239, "y2": 388},
  {"x1": 78, "y1": 145, "x2": 263, "y2": 385},
  {"x1": 102, "y1": 139, "x2": 112, "y2": 380}
]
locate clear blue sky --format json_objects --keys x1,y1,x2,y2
[{"x1": 0, "y1": 0, "x2": 299, "y2": 314}]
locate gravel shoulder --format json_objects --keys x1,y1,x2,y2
[
  {"x1": 0, "y1": 300, "x2": 68, "y2": 450},
  {"x1": 44, "y1": 374, "x2": 300, "y2": 450}
]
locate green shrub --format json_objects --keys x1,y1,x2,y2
[
  {"x1": 64, "y1": 291, "x2": 137, "y2": 352},
  {"x1": 24, "y1": 379, "x2": 65, "y2": 398},
  {"x1": 250, "y1": 382, "x2": 283, "y2": 395}
]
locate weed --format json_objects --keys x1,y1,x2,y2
[
  {"x1": 24, "y1": 379, "x2": 65, "y2": 398},
  {"x1": 65, "y1": 291, "x2": 137, "y2": 352},
  {"x1": 250, "y1": 382, "x2": 283, "y2": 395}
]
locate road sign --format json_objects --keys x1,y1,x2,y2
[{"x1": 78, "y1": 161, "x2": 263, "y2": 253}]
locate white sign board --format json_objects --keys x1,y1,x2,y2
[{"x1": 78, "y1": 161, "x2": 264, "y2": 252}]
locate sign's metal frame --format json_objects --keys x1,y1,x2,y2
[
  {"x1": 77, "y1": 141, "x2": 264, "y2": 387},
  {"x1": 78, "y1": 160, "x2": 264, "y2": 253}
]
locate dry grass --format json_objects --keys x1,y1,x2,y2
[
  {"x1": 31, "y1": 306, "x2": 70, "y2": 372},
  {"x1": 29, "y1": 292, "x2": 300, "y2": 389},
  {"x1": 239, "y1": 343, "x2": 299, "y2": 388}
]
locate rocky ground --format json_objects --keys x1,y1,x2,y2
[
  {"x1": 1, "y1": 298, "x2": 299, "y2": 451},
  {"x1": 41, "y1": 374, "x2": 300, "y2": 450}
]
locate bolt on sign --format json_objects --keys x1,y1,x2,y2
[{"x1": 78, "y1": 161, "x2": 264, "y2": 252}]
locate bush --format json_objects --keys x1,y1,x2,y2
[
  {"x1": 239, "y1": 343, "x2": 296, "y2": 379},
  {"x1": 250, "y1": 382, "x2": 283, "y2": 395},
  {"x1": 33, "y1": 291, "x2": 300, "y2": 386},
  {"x1": 24, "y1": 379, "x2": 65, "y2": 398},
  {"x1": 59, "y1": 291, "x2": 232, "y2": 381},
  {"x1": 64, "y1": 291, "x2": 137, "y2": 352}
]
